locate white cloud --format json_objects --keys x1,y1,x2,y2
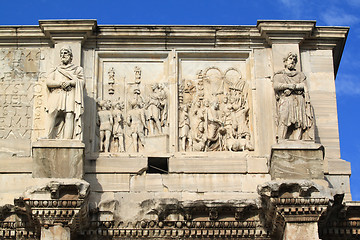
[
  {"x1": 277, "y1": 0, "x2": 305, "y2": 18},
  {"x1": 321, "y1": 9, "x2": 359, "y2": 26},
  {"x1": 346, "y1": 0, "x2": 360, "y2": 7},
  {"x1": 336, "y1": 74, "x2": 360, "y2": 96},
  {"x1": 279, "y1": 0, "x2": 297, "y2": 7}
]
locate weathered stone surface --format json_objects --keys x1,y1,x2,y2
[
  {"x1": 270, "y1": 141, "x2": 324, "y2": 180},
  {"x1": 169, "y1": 154, "x2": 247, "y2": 173},
  {"x1": 32, "y1": 139, "x2": 84, "y2": 178},
  {"x1": 129, "y1": 173, "x2": 269, "y2": 193},
  {"x1": 85, "y1": 173, "x2": 130, "y2": 192},
  {"x1": 283, "y1": 221, "x2": 320, "y2": 240},
  {"x1": 41, "y1": 225, "x2": 71, "y2": 240},
  {"x1": 0, "y1": 19, "x2": 354, "y2": 240},
  {"x1": 23, "y1": 178, "x2": 90, "y2": 199},
  {"x1": 85, "y1": 156, "x2": 147, "y2": 173}
]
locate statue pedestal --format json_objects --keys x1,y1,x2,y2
[
  {"x1": 32, "y1": 139, "x2": 85, "y2": 178},
  {"x1": 270, "y1": 141, "x2": 324, "y2": 180}
]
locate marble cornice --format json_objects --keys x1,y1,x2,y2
[{"x1": 0, "y1": 20, "x2": 349, "y2": 72}]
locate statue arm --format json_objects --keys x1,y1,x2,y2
[
  {"x1": 273, "y1": 74, "x2": 295, "y2": 91},
  {"x1": 110, "y1": 114, "x2": 114, "y2": 126},
  {"x1": 96, "y1": 113, "x2": 100, "y2": 127},
  {"x1": 72, "y1": 66, "x2": 84, "y2": 87},
  {"x1": 141, "y1": 110, "x2": 147, "y2": 129},
  {"x1": 294, "y1": 72, "x2": 307, "y2": 90},
  {"x1": 46, "y1": 69, "x2": 62, "y2": 89}
]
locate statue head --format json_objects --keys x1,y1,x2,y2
[
  {"x1": 223, "y1": 95, "x2": 228, "y2": 104},
  {"x1": 60, "y1": 46, "x2": 73, "y2": 65},
  {"x1": 283, "y1": 52, "x2": 298, "y2": 71},
  {"x1": 105, "y1": 100, "x2": 112, "y2": 110},
  {"x1": 212, "y1": 100, "x2": 220, "y2": 110},
  {"x1": 115, "y1": 101, "x2": 124, "y2": 110},
  {"x1": 97, "y1": 99, "x2": 106, "y2": 110}
]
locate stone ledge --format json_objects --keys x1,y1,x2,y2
[{"x1": 32, "y1": 139, "x2": 85, "y2": 148}]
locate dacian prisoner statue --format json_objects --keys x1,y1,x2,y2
[
  {"x1": 273, "y1": 52, "x2": 313, "y2": 141},
  {"x1": 45, "y1": 46, "x2": 85, "y2": 140}
]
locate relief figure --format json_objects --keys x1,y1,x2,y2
[
  {"x1": 205, "y1": 101, "x2": 222, "y2": 151},
  {"x1": 112, "y1": 101, "x2": 125, "y2": 152},
  {"x1": 179, "y1": 105, "x2": 190, "y2": 151},
  {"x1": 97, "y1": 100, "x2": 113, "y2": 153},
  {"x1": 158, "y1": 83, "x2": 168, "y2": 132},
  {"x1": 145, "y1": 84, "x2": 162, "y2": 135},
  {"x1": 179, "y1": 67, "x2": 253, "y2": 152},
  {"x1": 127, "y1": 98, "x2": 147, "y2": 152}
]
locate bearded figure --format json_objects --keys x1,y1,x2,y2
[
  {"x1": 273, "y1": 52, "x2": 313, "y2": 141},
  {"x1": 45, "y1": 46, "x2": 84, "y2": 140}
]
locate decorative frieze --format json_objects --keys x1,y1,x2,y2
[{"x1": 82, "y1": 220, "x2": 270, "y2": 239}]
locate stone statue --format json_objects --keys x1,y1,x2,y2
[
  {"x1": 45, "y1": 46, "x2": 84, "y2": 140},
  {"x1": 112, "y1": 101, "x2": 125, "y2": 152},
  {"x1": 97, "y1": 100, "x2": 113, "y2": 153},
  {"x1": 273, "y1": 52, "x2": 313, "y2": 141}
]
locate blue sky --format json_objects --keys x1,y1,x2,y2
[{"x1": 1, "y1": 0, "x2": 359, "y2": 199}]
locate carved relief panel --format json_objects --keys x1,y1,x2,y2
[
  {"x1": 178, "y1": 52, "x2": 253, "y2": 152},
  {"x1": 95, "y1": 52, "x2": 170, "y2": 154}
]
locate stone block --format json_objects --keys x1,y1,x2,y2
[
  {"x1": 85, "y1": 173, "x2": 130, "y2": 192},
  {"x1": 270, "y1": 141, "x2": 324, "y2": 180},
  {"x1": 247, "y1": 157, "x2": 268, "y2": 173},
  {"x1": 130, "y1": 174, "x2": 165, "y2": 192},
  {"x1": 32, "y1": 139, "x2": 84, "y2": 178},
  {"x1": 162, "y1": 174, "x2": 245, "y2": 192},
  {"x1": 242, "y1": 174, "x2": 271, "y2": 192},
  {"x1": 325, "y1": 174, "x2": 352, "y2": 201},
  {"x1": 130, "y1": 173, "x2": 255, "y2": 193},
  {"x1": 41, "y1": 225, "x2": 71, "y2": 240},
  {"x1": 180, "y1": 192, "x2": 258, "y2": 202},
  {"x1": 0, "y1": 157, "x2": 32, "y2": 172},
  {"x1": 327, "y1": 159, "x2": 351, "y2": 175},
  {"x1": 143, "y1": 134, "x2": 169, "y2": 153},
  {"x1": 85, "y1": 156, "x2": 147, "y2": 174},
  {"x1": 169, "y1": 154, "x2": 247, "y2": 173},
  {"x1": 283, "y1": 222, "x2": 320, "y2": 240}
]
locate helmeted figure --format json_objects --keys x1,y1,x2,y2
[
  {"x1": 45, "y1": 46, "x2": 84, "y2": 140},
  {"x1": 97, "y1": 100, "x2": 113, "y2": 153},
  {"x1": 273, "y1": 52, "x2": 313, "y2": 141},
  {"x1": 113, "y1": 101, "x2": 125, "y2": 152},
  {"x1": 127, "y1": 92, "x2": 147, "y2": 152}
]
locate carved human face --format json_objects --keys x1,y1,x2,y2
[
  {"x1": 60, "y1": 49, "x2": 72, "y2": 65},
  {"x1": 196, "y1": 101, "x2": 201, "y2": 108},
  {"x1": 213, "y1": 101, "x2": 220, "y2": 110},
  {"x1": 223, "y1": 97, "x2": 228, "y2": 104},
  {"x1": 285, "y1": 55, "x2": 297, "y2": 70}
]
